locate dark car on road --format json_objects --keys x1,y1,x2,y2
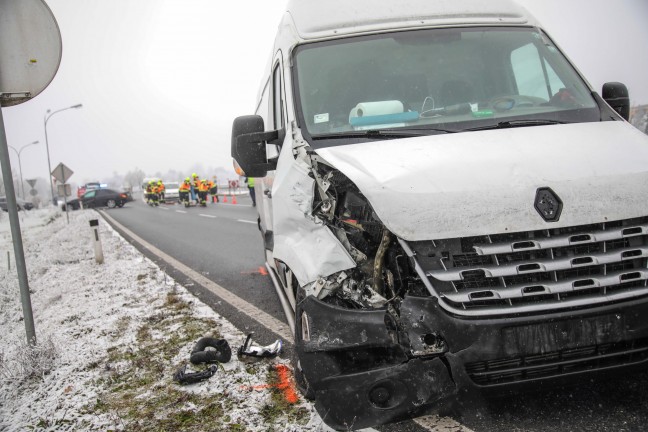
[
  {"x1": 0, "y1": 196, "x2": 33, "y2": 211},
  {"x1": 61, "y1": 188, "x2": 129, "y2": 210}
]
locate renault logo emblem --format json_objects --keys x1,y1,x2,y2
[{"x1": 535, "y1": 187, "x2": 562, "y2": 222}]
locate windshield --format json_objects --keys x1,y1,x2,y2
[{"x1": 293, "y1": 27, "x2": 600, "y2": 145}]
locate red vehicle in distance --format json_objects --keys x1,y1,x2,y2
[{"x1": 77, "y1": 182, "x2": 102, "y2": 198}]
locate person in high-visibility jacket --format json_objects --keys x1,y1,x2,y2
[
  {"x1": 204, "y1": 178, "x2": 215, "y2": 203},
  {"x1": 209, "y1": 177, "x2": 218, "y2": 203},
  {"x1": 146, "y1": 180, "x2": 158, "y2": 205},
  {"x1": 190, "y1": 173, "x2": 200, "y2": 202},
  {"x1": 148, "y1": 181, "x2": 159, "y2": 206},
  {"x1": 198, "y1": 178, "x2": 210, "y2": 206},
  {"x1": 179, "y1": 177, "x2": 191, "y2": 206},
  {"x1": 157, "y1": 180, "x2": 166, "y2": 203},
  {"x1": 245, "y1": 177, "x2": 256, "y2": 207},
  {"x1": 145, "y1": 181, "x2": 153, "y2": 204}
]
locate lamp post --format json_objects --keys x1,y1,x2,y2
[
  {"x1": 8, "y1": 140, "x2": 39, "y2": 198},
  {"x1": 44, "y1": 103, "x2": 83, "y2": 205}
]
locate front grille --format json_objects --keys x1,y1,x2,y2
[
  {"x1": 403, "y1": 217, "x2": 648, "y2": 316},
  {"x1": 465, "y1": 338, "x2": 648, "y2": 386}
]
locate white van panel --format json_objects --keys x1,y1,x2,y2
[
  {"x1": 272, "y1": 144, "x2": 356, "y2": 285},
  {"x1": 317, "y1": 121, "x2": 648, "y2": 241},
  {"x1": 286, "y1": 0, "x2": 532, "y2": 41}
]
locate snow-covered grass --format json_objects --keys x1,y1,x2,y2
[{"x1": 0, "y1": 208, "x2": 325, "y2": 431}]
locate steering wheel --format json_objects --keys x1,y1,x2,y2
[{"x1": 547, "y1": 88, "x2": 582, "y2": 108}]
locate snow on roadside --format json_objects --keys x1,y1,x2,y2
[{"x1": 0, "y1": 209, "x2": 326, "y2": 431}]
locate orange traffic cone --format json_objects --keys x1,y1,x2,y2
[
  {"x1": 223, "y1": 195, "x2": 228, "y2": 203},
  {"x1": 232, "y1": 195, "x2": 237, "y2": 204}
]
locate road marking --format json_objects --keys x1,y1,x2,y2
[
  {"x1": 176, "y1": 210, "x2": 187, "y2": 214},
  {"x1": 199, "y1": 214, "x2": 217, "y2": 218},
  {"x1": 159, "y1": 207, "x2": 169, "y2": 210},
  {"x1": 237, "y1": 219, "x2": 256, "y2": 224},
  {"x1": 214, "y1": 203, "x2": 253, "y2": 207},
  {"x1": 98, "y1": 210, "x2": 292, "y2": 342}
]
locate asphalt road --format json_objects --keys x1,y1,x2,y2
[
  {"x1": 98, "y1": 195, "x2": 648, "y2": 432},
  {"x1": 99, "y1": 194, "x2": 289, "y2": 351}
]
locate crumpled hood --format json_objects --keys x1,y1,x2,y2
[{"x1": 316, "y1": 121, "x2": 648, "y2": 241}]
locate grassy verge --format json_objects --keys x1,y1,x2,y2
[{"x1": 82, "y1": 287, "x2": 308, "y2": 431}]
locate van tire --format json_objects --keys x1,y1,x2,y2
[{"x1": 292, "y1": 286, "x2": 315, "y2": 400}]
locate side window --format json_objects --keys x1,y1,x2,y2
[
  {"x1": 511, "y1": 43, "x2": 564, "y2": 100},
  {"x1": 272, "y1": 63, "x2": 284, "y2": 130}
]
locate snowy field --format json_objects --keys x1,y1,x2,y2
[{"x1": 0, "y1": 209, "x2": 328, "y2": 431}]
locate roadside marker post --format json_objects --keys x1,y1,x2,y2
[{"x1": 89, "y1": 219, "x2": 104, "y2": 264}]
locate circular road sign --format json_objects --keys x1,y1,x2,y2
[{"x1": 0, "y1": 0, "x2": 62, "y2": 107}]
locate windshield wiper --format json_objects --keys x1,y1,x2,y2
[
  {"x1": 465, "y1": 119, "x2": 567, "y2": 132},
  {"x1": 313, "y1": 127, "x2": 456, "y2": 140}
]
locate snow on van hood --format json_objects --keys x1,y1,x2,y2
[{"x1": 316, "y1": 121, "x2": 648, "y2": 241}]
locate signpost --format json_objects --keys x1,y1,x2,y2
[
  {"x1": 52, "y1": 162, "x2": 73, "y2": 224},
  {"x1": 52, "y1": 162, "x2": 73, "y2": 184},
  {"x1": 26, "y1": 179, "x2": 38, "y2": 203},
  {"x1": 0, "y1": 0, "x2": 63, "y2": 345},
  {"x1": 56, "y1": 183, "x2": 71, "y2": 197}
]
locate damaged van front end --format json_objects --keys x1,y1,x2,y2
[
  {"x1": 279, "y1": 123, "x2": 648, "y2": 429},
  {"x1": 231, "y1": 0, "x2": 648, "y2": 429}
]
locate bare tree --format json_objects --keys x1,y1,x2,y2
[{"x1": 124, "y1": 168, "x2": 145, "y2": 191}]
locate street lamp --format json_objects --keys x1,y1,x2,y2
[
  {"x1": 44, "y1": 103, "x2": 83, "y2": 205},
  {"x1": 8, "y1": 140, "x2": 40, "y2": 198}
]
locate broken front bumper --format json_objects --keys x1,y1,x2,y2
[
  {"x1": 297, "y1": 294, "x2": 648, "y2": 430},
  {"x1": 297, "y1": 295, "x2": 456, "y2": 430}
]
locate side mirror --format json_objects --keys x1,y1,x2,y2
[
  {"x1": 602, "y1": 82, "x2": 630, "y2": 121},
  {"x1": 231, "y1": 115, "x2": 279, "y2": 177}
]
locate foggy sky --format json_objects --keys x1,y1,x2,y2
[{"x1": 2, "y1": 0, "x2": 647, "y2": 186}]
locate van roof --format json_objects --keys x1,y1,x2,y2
[{"x1": 285, "y1": 0, "x2": 535, "y2": 41}]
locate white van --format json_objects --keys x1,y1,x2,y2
[{"x1": 231, "y1": 0, "x2": 648, "y2": 429}]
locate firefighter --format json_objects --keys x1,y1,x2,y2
[
  {"x1": 145, "y1": 180, "x2": 154, "y2": 205},
  {"x1": 148, "y1": 180, "x2": 159, "y2": 206},
  {"x1": 179, "y1": 177, "x2": 191, "y2": 206},
  {"x1": 157, "y1": 180, "x2": 166, "y2": 203},
  {"x1": 204, "y1": 178, "x2": 215, "y2": 203},
  {"x1": 210, "y1": 176, "x2": 219, "y2": 203},
  {"x1": 190, "y1": 173, "x2": 199, "y2": 202},
  {"x1": 198, "y1": 178, "x2": 210, "y2": 207}
]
